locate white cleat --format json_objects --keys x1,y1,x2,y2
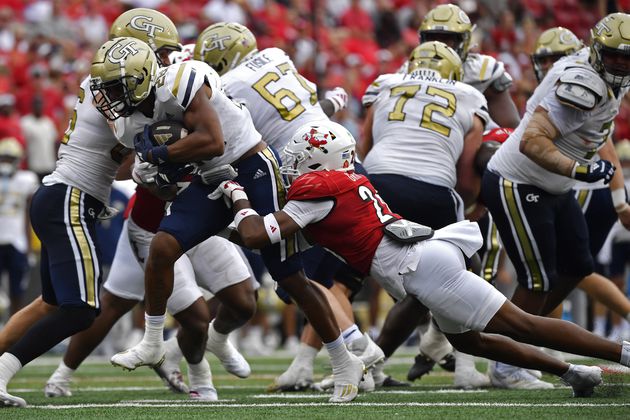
[
  {"x1": 359, "y1": 370, "x2": 375, "y2": 392},
  {"x1": 454, "y1": 367, "x2": 491, "y2": 389},
  {"x1": 207, "y1": 338, "x2": 251, "y2": 379},
  {"x1": 152, "y1": 338, "x2": 188, "y2": 394},
  {"x1": 189, "y1": 386, "x2": 218, "y2": 401},
  {"x1": 0, "y1": 389, "x2": 26, "y2": 408},
  {"x1": 561, "y1": 364, "x2": 602, "y2": 398},
  {"x1": 489, "y1": 363, "x2": 554, "y2": 390},
  {"x1": 269, "y1": 364, "x2": 313, "y2": 392},
  {"x1": 348, "y1": 333, "x2": 385, "y2": 369},
  {"x1": 111, "y1": 341, "x2": 165, "y2": 371},
  {"x1": 329, "y1": 353, "x2": 364, "y2": 403},
  {"x1": 44, "y1": 380, "x2": 72, "y2": 397}
]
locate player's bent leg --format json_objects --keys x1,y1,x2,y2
[
  {"x1": 173, "y1": 298, "x2": 210, "y2": 365},
  {"x1": 0, "y1": 296, "x2": 55, "y2": 354},
  {"x1": 578, "y1": 272, "x2": 630, "y2": 317},
  {"x1": 207, "y1": 280, "x2": 256, "y2": 378},
  {"x1": 111, "y1": 232, "x2": 184, "y2": 370},
  {"x1": 45, "y1": 291, "x2": 137, "y2": 397}
]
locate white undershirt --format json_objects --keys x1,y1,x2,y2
[{"x1": 281, "y1": 199, "x2": 334, "y2": 227}]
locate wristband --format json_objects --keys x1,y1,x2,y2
[
  {"x1": 263, "y1": 213, "x2": 282, "y2": 244},
  {"x1": 151, "y1": 144, "x2": 169, "y2": 164},
  {"x1": 570, "y1": 161, "x2": 584, "y2": 179},
  {"x1": 231, "y1": 189, "x2": 249, "y2": 203},
  {"x1": 234, "y1": 208, "x2": 258, "y2": 228},
  {"x1": 611, "y1": 188, "x2": 627, "y2": 211}
]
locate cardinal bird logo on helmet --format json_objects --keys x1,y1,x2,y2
[{"x1": 304, "y1": 127, "x2": 336, "y2": 151}]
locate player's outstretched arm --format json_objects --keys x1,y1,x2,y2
[
  {"x1": 213, "y1": 180, "x2": 301, "y2": 249},
  {"x1": 357, "y1": 106, "x2": 375, "y2": 161},
  {"x1": 485, "y1": 86, "x2": 520, "y2": 129},
  {"x1": 456, "y1": 115, "x2": 484, "y2": 207},
  {"x1": 599, "y1": 138, "x2": 630, "y2": 229}
]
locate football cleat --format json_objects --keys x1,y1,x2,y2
[
  {"x1": 489, "y1": 363, "x2": 554, "y2": 390},
  {"x1": 152, "y1": 337, "x2": 188, "y2": 393},
  {"x1": 439, "y1": 353, "x2": 456, "y2": 372},
  {"x1": 0, "y1": 389, "x2": 26, "y2": 408},
  {"x1": 110, "y1": 341, "x2": 165, "y2": 371},
  {"x1": 44, "y1": 380, "x2": 72, "y2": 398},
  {"x1": 561, "y1": 364, "x2": 602, "y2": 398},
  {"x1": 189, "y1": 386, "x2": 218, "y2": 401},
  {"x1": 454, "y1": 367, "x2": 491, "y2": 389},
  {"x1": 347, "y1": 333, "x2": 385, "y2": 369},
  {"x1": 329, "y1": 353, "x2": 364, "y2": 403},
  {"x1": 407, "y1": 353, "x2": 435, "y2": 381},
  {"x1": 206, "y1": 337, "x2": 251, "y2": 379},
  {"x1": 268, "y1": 364, "x2": 313, "y2": 392},
  {"x1": 359, "y1": 370, "x2": 375, "y2": 392}
]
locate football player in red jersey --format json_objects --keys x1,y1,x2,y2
[{"x1": 216, "y1": 120, "x2": 630, "y2": 397}]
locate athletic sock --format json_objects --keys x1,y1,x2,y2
[
  {"x1": 0, "y1": 353, "x2": 22, "y2": 390},
  {"x1": 341, "y1": 325, "x2": 364, "y2": 345},
  {"x1": 206, "y1": 321, "x2": 228, "y2": 353},
  {"x1": 143, "y1": 314, "x2": 166, "y2": 345},
  {"x1": 620, "y1": 341, "x2": 630, "y2": 367},
  {"x1": 51, "y1": 360, "x2": 75, "y2": 382},
  {"x1": 324, "y1": 334, "x2": 351, "y2": 370},
  {"x1": 188, "y1": 358, "x2": 213, "y2": 389}
]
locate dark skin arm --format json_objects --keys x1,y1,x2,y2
[
  {"x1": 231, "y1": 198, "x2": 302, "y2": 250},
  {"x1": 456, "y1": 115, "x2": 485, "y2": 207},
  {"x1": 150, "y1": 85, "x2": 226, "y2": 163},
  {"x1": 115, "y1": 153, "x2": 135, "y2": 180},
  {"x1": 357, "y1": 105, "x2": 375, "y2": 161},
  {"x1": 485, "y1": 86, "x2": 520, "y2": 129}
]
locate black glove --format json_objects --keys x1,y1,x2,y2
[{"x1": 571, "y1": 160, "x2": 615, "y2": 184}]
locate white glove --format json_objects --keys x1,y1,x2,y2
[
  {"x1": 325, "y1": 87, "x2": 349, "y2": 113},
  {"x1": 207, "y1": 180, "x2": 248, "y2": 206},
  {"x1": 196, "y1": 163, "x2": 238, "y2": 186},
  {"x1": 132, "y1": 157, "x2": 158, "y2": 185}
]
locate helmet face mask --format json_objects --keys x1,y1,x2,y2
[
  {"x1": 418, "y1": 4, "x2": 474, "y2": 60},
  {"x1": 408, "y1": 41, "x2": 463, "y2": 81},
  {"x1": 531, "y1": 27, "x2": 582, "y2": 82},
  {"x1": 194, "y1": 22, "x2": 257, "y2": 76},
  {"x1": 90, "y1": 37, "x2": 158, "y2": 121},
  {"x1": 590, "y1": 13, "x2": 630, "y2": 90},
  {"x1": 280, "y1": 121, "x2": 356, "y2": 185}
]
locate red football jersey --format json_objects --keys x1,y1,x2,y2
[{"x1": 287, "y1": 171, "x2": 400, "y2": 275}]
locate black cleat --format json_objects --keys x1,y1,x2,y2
[
  {"x1": 438, "y1": 353, "x2": 456, "y2": 372},
  {"x1": 382, "y1": 375, "x2": 411, "y2": 387},
  {"x1": 407, "y1": 354, "x2": 436, "y2": 381}
]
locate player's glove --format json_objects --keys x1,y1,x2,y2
[
  {"x1": 208, "y1": 180, "x2": 248, "y2": 206},
  {"x1": 155, "y1": 162, "x2": 195, "y2": 188},
  {"x1": 134, "y1": 125, "x2": 169, "y2": 164},
  {"x1": 571, "y1": 160, "x2": 616, "y2": 184},
  {"x1": 197, "y1": 163, "x2": 238, "y2": 187},
  {"x1": 325, "y1": 87, "x2": 349, "y2": 113},
  {"x1": 131, "y1": 156, "x2": 158, "y2": 185}
]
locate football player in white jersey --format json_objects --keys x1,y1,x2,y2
[
  {"x1": 0, "y1": 138, "x2": 39, "y2": 315},
  {"x1": 360, "y1": 41, "x2": 492, "y2": 388},
  {"x1": 384, "y1": 3, "x2": 521, "y2": 384},
  {"x1": 194, "y1": 22, "x2": 384, "y2": 392},
  {"x1": 94, "y1": 37, "x2": 364, "y2": 402},
  {"x1": 482, "y1": 13, "x2": 630, "y2": 389},
  {"x1": 399, "y1": 4, "x2": 520, "y2": 129},
  {"x1": 44, "y1": 11, "x2": 257, "y2": 401}
]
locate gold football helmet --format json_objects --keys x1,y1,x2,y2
[
  {"x1": 109, "y1": 8, "x2": 181, "y2": 65},
  {"x1": 90, "y1": 37, "x2": 158, "y2": 120},
  {"x1": 418, "y1": 4, "x2": 475, "y2": 60},
  {"x1": 194, "y1": 22, "x2": 257, "y2": 75},
  {"x1": 0, "y1": 137, "x2": 23, "y2": 177},
  {"x1": 531, "y1": 27, "x2": 582, "y2": 82},
  {"x1": 590, "y1": 13, "x2": 630, "y2": 89},
  {"x1": 408, "y1": 41, "x2": 463, "y2": 81}
]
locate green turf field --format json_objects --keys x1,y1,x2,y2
[{"x1": 3, "y1": 352, "x2": 629, "y2": 419}]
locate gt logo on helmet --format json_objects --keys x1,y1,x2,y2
[
  {"x1": 129, "y1": 15, "x2": 165, "y2": 38},
  {"x1": 108, "y1": 41, "x2": 140, "y2": 65},
  {"x1": 203, "y1": 33, "x2": 232, "y2": 53}
]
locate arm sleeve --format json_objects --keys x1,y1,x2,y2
[{"x1": 281, "y1": 199, "x2": 334, "y2": 228}]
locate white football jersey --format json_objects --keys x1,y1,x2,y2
[
  {"x1": 221, "y1": 48, "x2": 328, "y2": 150},
  {"x1": 488, "y1": 48, "x2": 627, "y2": 194},
  {"x1": 0, "y1": 170, "x2": 39, "y2": 252},
  {"x1": 44, "y1": 76, "x2": 131, "y2": 205},
  {"x1": 114, "y1": 60, "x2": 261, "y2": 170},
  {"x1": 398, "y1": 52, "x2": 512, "y2": 94},
  {"x1": 362, "y1": 69, "x2": 489, "y2": 188}
]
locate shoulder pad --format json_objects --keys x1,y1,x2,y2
[
  {"x1": 397, "y1": 61, "x2": 409, "y2": 74},
  {"x1": 362, "y1": 74, "x2": 395, "y2": 106},
  {"x1": 288, "y1": 171, "x2": 365, "y2": 200},
  {"x1": 157, "y1": 61, "x2": 218, "y2": 109},
  {"x1": 556, "y1": 68, "x2": 606, "y2": 110}
]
